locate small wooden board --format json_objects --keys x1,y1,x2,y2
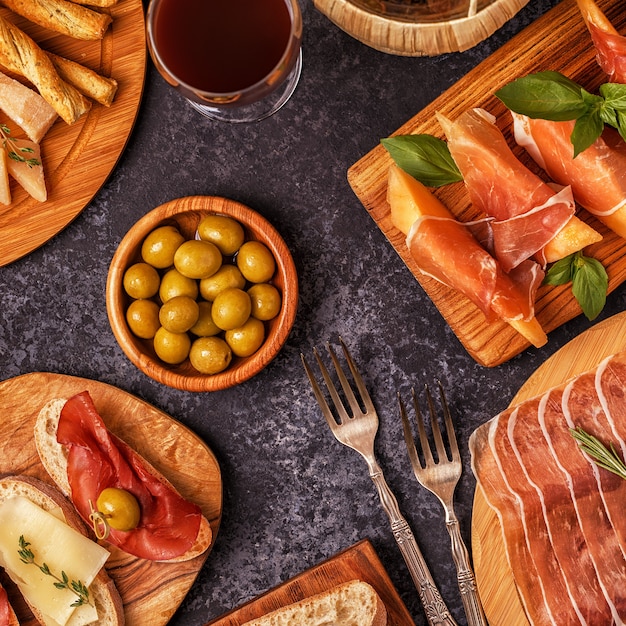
[
  {"x1": 0, "y1": 0, "x2": 146, "y2": 266},
  {"x1": 471, "y1": 310, "x2": 626, "y2": 625},
  {"x1": 206, "y1": 539, "x2": 416, "y2": 625},
  {"x1": 347, "y1": 0, "x2": 626, "y2": 367},
  {"x1": 0, "y1": 372, "x2": 222, "y2": 626}
]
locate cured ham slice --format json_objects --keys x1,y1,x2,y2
[
  {"x1": 513, "y1": 113, "x2": 626, "y2": 239},
  {"x1": 470, "y1": 351, "x2": 626, "y2": 625},
  {"x1": 577, "y1": 0, "x2": 626, "y2": 83},
  {"x1": 437, "y1": 109, "x2": 592, "y2": 271},
  {"x1": 58, "y1": 391, "x2": 203, "y2": 561}
]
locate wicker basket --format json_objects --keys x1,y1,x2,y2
[{"x1": 313, "y1": 0, "x2": 531, "y2": 55}]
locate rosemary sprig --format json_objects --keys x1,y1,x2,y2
[
  {"x1": 18, "y1": 536, "x2": 92, "y2": 608},
  {"x1": 570, "y1": 427, "x2": 626, "y2": 480},
  {"x1": 0, "y1": 123, "x2": 40, "y2": 168}
]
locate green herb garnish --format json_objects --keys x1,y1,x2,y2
[
  {"x1": 0, "y1": 124, "x2": 40, "y2": 167},
  {"x1": 543, "y1": 251, "x2": 608, "y2": 321},
  {"x1": 18, "y1": 536, "x2": 92, "y2": 608},
  {"x1": 381, "y1": 134, "x2": 462, "y2": 187},
  {"x1": 570, "y1": 427, "x2": 626, "y2": 480},
  {"x1": 495, "y1": 71, "x2": 626, "y2": 156}
]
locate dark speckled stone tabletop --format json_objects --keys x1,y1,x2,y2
[{"x1": 2, "y1": 0, "x2": 625, "y2": 624}]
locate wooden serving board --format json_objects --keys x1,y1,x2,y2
[
  {"x1": 0, "y1": 372, "x2": 222, "y2": 626},
  {"x1": 206, "y1": 539, "x2": 416, "y2": 625},
  {"x1": 0, "y1": 0, "x2": 146, "y2": 266},
  {"x1": 347, "y1": 0, "x2": 626, "y2": 367},
  {"x1": 471, "y1": 310, "x2": 626, "y2": 625}
]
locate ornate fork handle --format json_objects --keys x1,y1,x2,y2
[
  {"x1": 369, "y1": 465, "x2": 458, "y2": 626},
  {"x1": 446, "y1": 518, "x2": 488, "y2": 626}
]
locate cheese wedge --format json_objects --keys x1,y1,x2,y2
[
  {"x1": 0, "y1": 148, "x2": 10, "y2": 205},
  {"x1": 0, "y1": 496, "x2": 110, "y2": 626},
  {"x1": 0, "y1": 71, "x2": 57, "y2": 143},
  {"x1": 6, "y1": 139, "x2": 46, "y2": 202}
]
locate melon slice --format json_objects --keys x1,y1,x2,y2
[
  {"x1": 0, "y1": 148, "x2": 10, "y2": 205},
  {"x1": 6, "y1": 139, "x2": 46, "y2": 202}
]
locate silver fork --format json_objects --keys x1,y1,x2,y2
[
  {"x1": 399, "y1": 383, "x2": 487, "y2": 626},
  {"x1": 302, "y1": 339, "x2": 457, "y2": 626}
]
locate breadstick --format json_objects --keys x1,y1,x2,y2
[
  {"x1": 0, "y1": 0, "x2": 112, "y2": 40},
  {"x1": 48, "y1": 52, "x2": 117, "y2": 106},
  {"x1": 0, "y1": 14, "x2": 90, "y2": 124},
  {"x1": 71, "y1": 0, "x2": 117, "y2": 6}
]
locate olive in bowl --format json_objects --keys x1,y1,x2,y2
[{"x1": 106, "y1": 196, "x2": 298, "y2": 392}]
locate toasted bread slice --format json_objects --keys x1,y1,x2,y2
[
  {"x1": 35, "y1": 398, "x2": 212, "y2": 563},
  {"x1": 241, "y1": 580, "x2": 388, "y2": 626},
  {"x1": 0, "y1": 475, "x2": 124, "y2": 626}
]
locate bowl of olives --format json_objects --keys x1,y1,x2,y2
[{"x1": 106, "y1": 196, "x2": 298, "y2": 392}]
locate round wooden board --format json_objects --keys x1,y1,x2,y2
[
  {"x1": 0, "y1": 372, "x2": 222, "y2": 626},
  {"x1": 0, "y1": 0, "x2": 146, "y2": 266},
  {"x1": 471, "y1": 311, "x2": 626, "y2": 625}
]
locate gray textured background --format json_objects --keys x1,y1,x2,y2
[{"x1": 2, "y1": 0, "x2": 624, "y2": 624}]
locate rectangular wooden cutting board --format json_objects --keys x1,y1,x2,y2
[
  {"x1": 347, "y1": 0, "x2": 626, "y2": 367},
  {"x1": 206, "y1": 539, "x2": 416, "y2": 625}
]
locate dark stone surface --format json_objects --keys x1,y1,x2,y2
[{"x1": 2, "y1": 1, "x2": 625, "y2": 624}]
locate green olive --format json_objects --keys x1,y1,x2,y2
[
  {"x1": 126, "y1": 299, "x2": 161, "y2": 339},
  {"x1": 173, "y1": 240, "x2": 222, "y2": 280},
  {"x1": 236, "y1": 241, "x2": 276, "y2": 283},
  {"x1": 96, "y1": 487, "x2": 141, "y2": 531},
  {"x1": 141, "y1": 225, "x2": 185, "y2": 269},
  {"x1": 225, "y1": 317, "x2": 265, "y2": 357},
  {"x1": 159, "y1": 268, "x2": 199, "y2": 302},
  {"x1": 197, "y1": 215, "x2": 245, "y2": 255},
  {"x1": 247, "y1": 283, "x2": 281, "y2": 321},
  {"x1": 123, "y1": 262, "x2": 160, "y2": 299},
  {"x1": 199, "y1": 264, "x2": 246, "y2": 301},
  {"x1": 189, "y1": 336, "x2": 232, "y2": 374},
  {"x1": 190, "y1": 301, "x2": 221, "y2": 337},
  {"x1": 211, "y1": 287, "x2": 251, "y2": 330},
  {"x1": 153, "y1": 327, "x2": 191, "y2": 364},
  {"x1": 159, "y1": 296, "x2": 199, "y2": 333}
]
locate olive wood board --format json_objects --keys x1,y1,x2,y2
[
  {"x1": 0, "y1": 372, "x2": 222, "y2": 626},
  {"x1": 347, "y1": 0, "x2": 626, "y2": 367},
  {"x1": 470, "y1": 310, "x2": 626, "y2": 625},
  {"x1": 0, "y1": 0, "x2": 146, "y2": 267},
  {"x1": 206, "y1": 539, "x2": 416, "y2": 625}
]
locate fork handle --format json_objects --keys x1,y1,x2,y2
[
  {"x1": 369, "y1": 469, "x2": 458, "y2": 626},
  {"x1": 446, "y1": 520, "x2": 488, "y2": 626}
]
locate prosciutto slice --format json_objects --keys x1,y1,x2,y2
[
  {"x1": 438, "y1": 108, "x2": 576, "y2": 271},
  {"x1": 513, "y1": 113, "x2": 626, "y2": 239},
  {"x1": 470, "y1": 351, "x2": 626, "y2": 625},
  {"x1": 58, "y1": 391, "x2": 203, "y2": 561},
  {"x1": 0, "y1": 585, "x2": 11, "y2": 626}
]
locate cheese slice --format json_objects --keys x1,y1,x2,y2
[
  {"x1": 0, "y1": 496, "x2": 110, "y2": 626},
  {"x1": 6, "y1": 139, "x2": 46, "y2": 202},
  {"x1": 0, "y1": 148, "x2": 9, "y2": 205}
]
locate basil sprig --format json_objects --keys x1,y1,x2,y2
[
  {"x1": 543, "y1": 251, "x2": 608, "y2": 321},
  {"x1": 495, "y1": 71, "x2": 626, "y2": 157},
  {"x1": 380, "y1": 135, "x2": 462, "y2": 187}
]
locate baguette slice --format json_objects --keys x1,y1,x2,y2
[
  {"x1": 241, "y1": 580, "x2": 388, "y2": 626},
  {"x1": 35, "y1": 398, "x2": 212, "y2": 563},
  {"x1": 0, "y1": 475, "x2": 124, "y2": 626}
]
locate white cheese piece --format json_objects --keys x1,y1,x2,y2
[
  {"x1": 0, "y1": 148, "x2": 10, "y2": 205},
  {"x1": 0, "y1": 496, "x2": 109, "y2": 626}
]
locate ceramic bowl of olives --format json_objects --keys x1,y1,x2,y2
[{"x1": 106, "y1": 196, "x2": 299, "y2": 392}]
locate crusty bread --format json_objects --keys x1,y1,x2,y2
[
  {"x1": 0, "y1": 475, "x2": 124, "y2": 626},
  {"x1": 241, "y1": 580, "x2": 388, "y2": 626},
  {"x1": 35, "y1": 398, "x2": 212, "y2": 563}
]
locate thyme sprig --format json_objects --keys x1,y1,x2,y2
[
  {"x1": 570, "y1": 427, "x2": 626, "y2": 480},
  {"x1": 0, "y1": 124, "x2": 40, "y2": 168},
  {"x1": 18, "y1": 536, "x2": 92, "y2": 608}
]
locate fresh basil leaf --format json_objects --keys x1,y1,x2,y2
[
  {"x1": 599, "y1": 83, "x2": 626, "y2": 111},
  {"x1": 571, "y1": 105, "x2": 605, "y2": 157},
  {"x1": 616, "y1": 109, "x2": 626, "y2": 143},
  {"x1": 495, "y1": 71, "x2": 588, "y2": 121},
  {"x1": 381, "y1": 135, "x2": 463, "y2": 187},
  {"x1": 572, "y1": 256, "x2": 608, "y2": 321},
  {"x1": 543, "y1": 254, "x2": 574, "y2": 286}
]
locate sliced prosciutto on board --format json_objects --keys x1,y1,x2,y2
[
  {"x1": 57, "y1": 391, "x2": 203, "y2": 561},
  {"x1": 577, "y1": 0, "x2": 626, "y2": 83},
  {"x1": 0, "y1": 585, "x2": 11, "y2": 626},
  {"x1": 470, "y1": 351, "x2": 626, "y2": 625},
  {"x1": 437, "y1": 109, "x2": 578, "y2": 271},
  {"x1": 513, "y1": 113, "x2": 626, "y2": 239}
]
